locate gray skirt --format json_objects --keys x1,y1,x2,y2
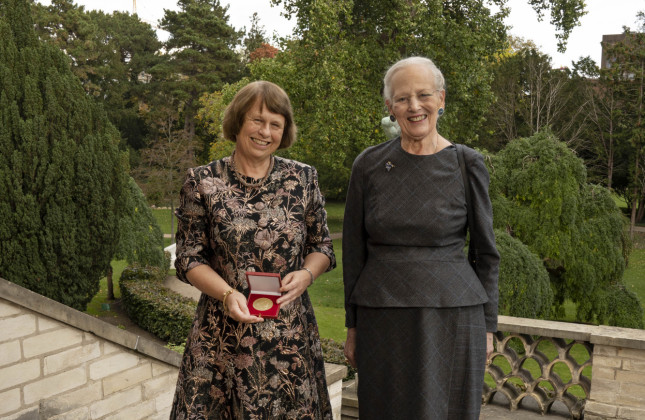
[{"x1": 356, "y1": 305, "x2": 487, "y2": 420}]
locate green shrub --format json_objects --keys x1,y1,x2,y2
[
  {"x1": 489, "y1": 131, "x2": 630, "y2": 323},
  {"x1": 0, "y1": 0, "x2": 127, "y2": 311},
  {"x1": 166, "y1": 340, "x2": 186, "y2": 354},
  {"x1": 321, "y1": 338, "x2": 356, "y2": 380},
  {"x1": 116, "y1": 177, "x2": 166, "y2": 269},
  {"x1": 601, "y1": 284, "x2": 644, "y2": 329},
  {"x1": 120, "y1": 265, "x2": 196, "y2": 344},
  {"x1": 496, "y1": 229, "x2": 553, "y2": 319},
  {"x1": 120, "y1": 264, "x2": 168, "y2": 283}
]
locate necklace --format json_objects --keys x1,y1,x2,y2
[{"x1": 230, "y1": 150, "x2": 274, "y2": 189}]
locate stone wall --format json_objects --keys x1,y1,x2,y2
[
  {"x1": 584, "y1": 326, "x2": 645, "y2": 420},
  {"x1": 0, "y1": 278, "x2": 346, "y2": 420}
]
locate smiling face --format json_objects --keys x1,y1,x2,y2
[
  {"x1": 235, "y1": 99, "x2": 285, "y2": 163},
  {"x1": 386, "y1": 64, "x2": 445, "y2": 144}
]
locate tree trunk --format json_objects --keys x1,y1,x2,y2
[
  {"x1": 607, "y1": 133, "x2": 614, "y2": 190},
  {"x1": 170, "y1": 197, "x2": 175, "y2": 242},
  {"x1": 107, "y1": 264, "x2": 114, "y2": 301},
  {"x1": 637, "y1": 185, "x2": 645, "y2": 223}
]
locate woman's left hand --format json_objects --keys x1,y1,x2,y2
[
  {"x1": 277, "y1": 269, "x2": 312, "y2": 306},
  {"x1": 486, "y1": 332, "x2": 494, "y2": 361}
]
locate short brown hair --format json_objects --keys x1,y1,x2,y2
[{"x1": 222, "y1": 81, "x2": 297, "y2": 149}]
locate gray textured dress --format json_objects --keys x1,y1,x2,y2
[{"x1": 343, "y1": 139, "x2": 499, "y2": 420}]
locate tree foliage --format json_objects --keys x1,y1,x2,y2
[
  {"x1": 135, "y1": 96, "x2": 198, "y2": 241},
  {"x1": 116, "y1": 177, "x2": 165, "y2": 269},
  {"x1": 197, "y1": 79, "x2": 250, "y2": 162},
  {"x1": 601, "y1": 283, "x2": 644, "y2": 329},
  {"x1": 567, "y1": 55, "x2": 626, "y2": 191},
  {"x1": 602, "y1": 16, "x2": 645, "y2": 228},
  {"x1": 239, "y1": 0, "x2": 586, "y2": 198},
  {"x1": 495, "y1": 229, "x2": 553, "y2": 319},
  {"x1": 520, "y1": 0, "x2": 586, "y2": 52},
  {"x1": 479, "y1": 41, "x2": 592, "y2": 153},
  {"x1": 30, "y1": 0, "x2": 162, "y2": 151},
  {"x1": 0, "y1": 0, "x2": 127, "y2": 310},
  {"x1": 240, "y1": 12, "x2": 275, "y2": 72},
  {"x1": 156, "y1": 0, "x2": 242, "y2": 161},
  {"x1": 250, "y1": 43, "x2": 280, "y2": 63},
  {"x1": 489, "y1": 131, "x2": 640, "y2": 326}
]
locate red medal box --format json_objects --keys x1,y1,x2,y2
[{"x1": 246, "y1": 272, "x2": 282, "y2": 318}]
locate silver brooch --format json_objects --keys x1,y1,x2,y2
[{"x1": 385, "y1": 161, "x2": 395, "y2": 172}]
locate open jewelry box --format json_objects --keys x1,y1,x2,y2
[{"x1": 245, "y1": 272, "x2": 282, "y2": 318}]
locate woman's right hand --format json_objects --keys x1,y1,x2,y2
[
  {"x1": 344, "y1": 327, "x2": 358, "y2": 368},
  {"x1": 225, "y1": 290, "x2": 264, "y2": 323}
]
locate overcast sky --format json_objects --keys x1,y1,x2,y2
[{"x1": 38, "y1": 0, "x2": 644, "y2": 68}]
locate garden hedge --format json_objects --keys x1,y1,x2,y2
[{"x1": 119, "y1": 265, "x2": 196, "y2": 344}]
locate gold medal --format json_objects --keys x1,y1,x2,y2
[{"x1": 253, "y1": 297, "x2": 274, "y2": 311}]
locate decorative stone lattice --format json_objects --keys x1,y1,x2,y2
[{"x1": 482, "y1": 331, "x2": 593, "y2": 419}]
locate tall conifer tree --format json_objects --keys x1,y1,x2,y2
[
  {"x1": 0, "y1": 0, "x2": 126, "y2": 310},
  {"x1": 156, "y1": 0, "x2": 241, "y2": 160}
]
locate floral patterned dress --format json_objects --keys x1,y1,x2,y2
[{"x1": 170, "y1": 155, "x2": 336, "y2": 420}]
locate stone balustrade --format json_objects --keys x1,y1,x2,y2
[
  {"x1": 491, "y1": 316, "x2": 645, "y2": 419},
  {"x1": 485, "y1": 316, "x2": 595, "y2": 418},
  {"x1": 0, "y1": 278, "x2": 346, "y2": 420}
]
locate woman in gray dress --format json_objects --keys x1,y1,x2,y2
[{"x1": 342, "y1": 56, "x2": 499, "y2": 419}]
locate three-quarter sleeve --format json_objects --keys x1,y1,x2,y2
[
  {"x1": 342, "y1": 155, "x2": 367, "y2": 328},
  {"x1": 466, "y1": 149, "x2": 500, "y2": 332},
  {"x1": 174, "y1": 168, "x2": 211, "y2": 284},
  {"x1": 303, "y1": 167, "x2": 337, "y2": 271}
]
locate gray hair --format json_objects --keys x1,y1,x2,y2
[{"x1": 383, "y1": 56, "x2": 446, "y2": 102}]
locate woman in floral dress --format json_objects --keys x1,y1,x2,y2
[{"x1": 170, "y1": 81, "x2": 336, "y2": 420}]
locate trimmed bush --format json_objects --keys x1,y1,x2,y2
[
  {"x1": 601, "y1": 283, "x2": 644, "y2": 329},
  {"x1": 120, "y1": 265, "x2": 196, "y2": 344},
  {"x1": 489, "y1": 131, "x2": 635, "y2": 325},
  {"x1": 0, "y1": 0, "x2": 127, "y2": 311},
  {"x1": 496, "y1": 229, "x2": 553, "y2": 319}
]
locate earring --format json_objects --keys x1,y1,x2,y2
[
  {"x1": 389, "y1": 115, "x2": 396, "y2": 122},
  {"x1": 438, "y1": 108, "x2": 444, "y2": 116}
]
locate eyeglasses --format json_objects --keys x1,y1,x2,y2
[
  {"x1": 246, "y1": 116, "x2": 284, "y2": 132},
  {"x1": 392, "y1": 90, "x2": 442, "y2": 107}
]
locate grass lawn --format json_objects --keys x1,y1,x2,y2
[
  {"x1": 324, "y1": 201, "x2": 345, "y2": 234},
  {"x1": 85, "y1": 259, "x2": 127, "y2": 316},
  {"x1": 152, "y1": 207, "x2": 177, "y2": 235},
  {"x1": 309, "y1": 239, "x2": 346, "y2": 342},
  {"x1": 624, "y1": 234, "x2": 645, "y2": 326},
  {"x1": 151, "y1": 207, "x2": 176, "y2": 248}
]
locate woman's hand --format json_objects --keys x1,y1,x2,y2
[
  {"x1": 344, "y1": 327, "x2": 358, "y2": 368},
  {"x1": 225, "y1": 290, "x2": 264, "y2": 323},
  {"x1": 277, "y1": 269, "x2": 312, "y2": 306},
  {"x1": 486, "y1": 332, "x2": 495, "y2": 361}
]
